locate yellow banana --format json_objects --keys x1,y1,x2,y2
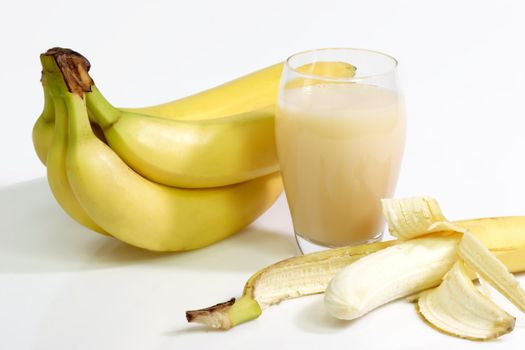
[
  {"x1": 32, "y1": 79, "x2": 54, "y2": 165},
  {"x1": 45, "y1": 76, "x2": 108, "y2": 236},
  {"x1": 87, "y1": 86, "x2": 279, "y2": 188},
  {"x1": 126, "y1": 63, "x2": 283, "y2": 120},
  {"x1": 126, "y1": 61, "x2": 356, "y2": 120},
  {"x1": 42, "y1": 49, "x2": 283, "y2": 251}
]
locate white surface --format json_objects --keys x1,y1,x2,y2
[{"x1": 1, "y1": 0, "x2": 525, "y2": 348}]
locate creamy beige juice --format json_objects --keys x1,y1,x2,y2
[{"x1": 276, "y1": 83, "x2": 405, "y2": 246}]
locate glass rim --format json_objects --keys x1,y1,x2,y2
[{"x1": 285, "y1": 47, "x2": 398, "y2": 83}]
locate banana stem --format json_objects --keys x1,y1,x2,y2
[
  {"x1": 86, "y1": 86, "x2": 121, "y2": 129},
  {"x1": 186, "y1": 296, "x2": 262, "y2": 329},
  {"x1": 40, "y1": 48, "x2": 93, "y2": 97},
  {"x1": 66, "y1": 94, "x2": 95, "y2": 141},
  {"x1": 39, "y1": 47, "x2": 121, "y2": 129},
  {"x1": 40, "y1": 48, "x2": 109, "y2": 141}
]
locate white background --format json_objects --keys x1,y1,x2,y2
[{"x1": 1, "y1": 0, "x2": 525, "y2": 349}]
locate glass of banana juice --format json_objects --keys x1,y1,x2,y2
[{"x1": 276, "y1": 48, "x2": 406, "y2": 253}]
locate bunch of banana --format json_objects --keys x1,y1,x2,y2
[
  {"x1": 187, "y1": 196, "x2": 525, "y2": 341},
  {"x1": 36, "y1": 47, "x2": 304, "y2": 251},
  {"x1": 34, "y1": 48, "x2": 357, "y2": 250}
]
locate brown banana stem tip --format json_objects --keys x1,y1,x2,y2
[
  {"x1": 43, "y1": 47, "x2": 93, "y2": 96},
  {"x1": 186, "y1": 298, "x2": 235, "y2": 322}
]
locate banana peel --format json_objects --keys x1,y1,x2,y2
[{"x1": 417, "y1": 261, "x2": 515, "y2": 341}]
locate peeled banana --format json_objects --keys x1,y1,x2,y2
[
  {"x1": 329, "y1": 196, "x2": 525, "y2": 340},
  {"x1": 41, "y1": 48, "x2": 283, "y2": 251},
  {"x1": 187, "y1": 197, "x2": 525, "y2": 334}
]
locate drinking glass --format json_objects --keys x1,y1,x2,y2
[{"x1": 275, "y1": 48, "x2": 405, "y2": 253}]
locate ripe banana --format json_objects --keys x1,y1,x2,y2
[
  {"x1": 186, "y1": 199, "x2": 525, "y2": 330},
  {"x1": 125, "y1": 63, "x2": 283, "y2": 120},
  {"x1": 45, "y1": 72, "x2": 107, "y2": 236},
  {"x1": 42, "y1": 49, "x2": 283, "y2": 251},
  {"x1": 87, "y1": 86, "x2": 279, "y2": 188},
  {"x1": 126, "y1": 60, "x2": 356, "y2": 120},
  {"x1": 32, "y1": 79, "x2": 54, "y2": 165},
  {"x1": 417, "y1": 261, "x2": 515, "y2": 341}
]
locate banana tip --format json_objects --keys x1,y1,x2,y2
[{"x1": 185, "y1": 298, "x2": 235, "y2": 329}]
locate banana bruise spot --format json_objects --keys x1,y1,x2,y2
[{"x1": 43, "y1": 47, "x2": 93, "y2": 96}]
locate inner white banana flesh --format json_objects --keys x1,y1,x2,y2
[
  {"x1": 324, "y1": 236, "x2": 459, "y2": 320},
  {"x1": 418, "y1": 261, "x2": 515, "y2": 341}
]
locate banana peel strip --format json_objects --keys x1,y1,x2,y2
[
  {"x1": 459, "y1": 231, "x2": 525, "y2": 313},
  {"x1": 381, "y1": 196, "x2": 466, "y2": 240},
  {"x1": 417, "y1": 261, "x2": 515, "y2": 341}
]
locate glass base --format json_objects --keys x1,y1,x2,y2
[{"x1": 294, "y1": 231, "x2": 384, "y2": 255}]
